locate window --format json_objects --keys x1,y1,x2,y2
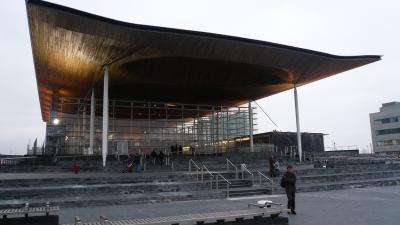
[
  {"x1": 376, "y1": 139, "x2": 400, "y2": 146},
  {"x1": 376, "y1": 128, "x2": 400, "y2": 135},
  {"x1": 375, "y1": 116, "x2": 400, "y2": 124}
]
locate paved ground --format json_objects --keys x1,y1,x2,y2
[{"x1": 59, "y1": 186, "x2": 400, "y2": 225}]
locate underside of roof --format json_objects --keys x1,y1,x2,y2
[{"x1": 26, "y1": 0, "x2": 381, "y2": 122}]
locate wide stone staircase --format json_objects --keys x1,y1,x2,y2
[
  {"x1": 1, "y1": 152, "x2": 400, "y2": 209},
  {"x1": 180, "y1": 154, "x2": 400, "y2": 198},
  {"x1": 0, "y1": 172, "x2": 224, "y2": 209}
]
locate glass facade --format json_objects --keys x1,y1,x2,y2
[{"x1": 45, "y1": 97, "x2": 256, "y2": 156}]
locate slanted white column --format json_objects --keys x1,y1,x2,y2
[
  {"x1": 89, "y1": 88, "x2": 95, "y2": 155},
  {"x1": 294, "y1": 84, "x2": 302, "y2": 163},
  {"x1": 102, "y1": 65, "x2": 109, "y2": 167},
  {"x1": 248, "y1": 101, "x2": 254, "y2": 152}
]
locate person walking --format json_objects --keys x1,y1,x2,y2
[
  {"x1": 280, "y1": 164, "x2": 297, "y2": 214},
  {"x1": 269, "y1": 156, "x2": 275, "y2": 177}
]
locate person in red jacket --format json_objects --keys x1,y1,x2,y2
[{"x1": 72, "y1": 163, "x2": 80, "y2": 174}]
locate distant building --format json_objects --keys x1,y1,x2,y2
[
  {"x1": 370, "y1": 102, "x2": 400, "y2": 153},
  {"x1": 237, "y1": 131, "x2": 325, "y2": 153}
]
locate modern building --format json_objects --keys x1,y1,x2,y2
[
  {"x1": 235, "y1": 131, "x2": 325, "y2": 153},
  {"x1": 25, "y1": 0, "x2": 380, "y2": 166},
  {"x1": 255, "y1": 132, "x2": 325, "y2": 153},
  {"x1": 370, "y1": 102, "x2": 400, "y2": 154}
]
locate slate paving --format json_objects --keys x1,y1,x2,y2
[{"x1": 58, "y1": 186, "x2": 400, "y2": 225}]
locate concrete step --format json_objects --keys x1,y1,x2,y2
[
  {"x1": 224, "y1": 187, "x2": 270, "y2": 197},
  {"x1": 269, "y1": 169, "x2": 400, "y2": 185},
  {"x1": 0, "y1": 172, "x2": 188, "y2": 188},
  {"x1": 296, "y1": 170, "x2": 400, "y2": 184},
  {"x1": 274, "y1": 176, "x2": 400, "y2": 194},
  {"x1": 0, "y1": 181, "x2": 208, "y2": 200},
  {"x1": 210, "y1": 180, "x2": 253, "y2": 189},
  {"x1": 0, "y1": 190, "x2": 225, "y2": 209}
]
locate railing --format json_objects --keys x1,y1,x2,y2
[
  {"x1": 0, "y1": 156, "x2": 37, "y2": 167},
  {"x1": 240, "y1": 164, "x2": 254, "y2": 185},
  {"x1": 215, "y1": 172, "x2": 232, "y2": 197},
  {"x1": 226, "y1": 158, "x2": 238, "y2": 179},
  {"x1": 255, "y1": 170, "x2": 274, "y2": 194},
  {"x1": 188, "y1": 159, "x2": 201, "y2": 181},
  {"x1": 201, "y1": 164, "x2": 214, "y2": 189}
]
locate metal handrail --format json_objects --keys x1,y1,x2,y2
[
  {"x1": 226, "y1": 158, "x2": 239, "y2": 179},
  {"x1": 201, "y1": 164, "x2": 214, "y2": 189},
  {"x1": 189, "y1": 159, "x2": 201, "y2": 181},
  {"x1": 188, "y1": 159, "x2": 200, "y2": 172},
  {"x1": 215, "y1": 172, "x2": 231, "y2": 197},
  {"x1": 240, "y1": 164, "x2": 254, "y2": 185},
  {"x1": 255, "y1": 170, "x2": 274, "y2": 194},
  {"x1": 201, "y1": 164, "x2": 214, "y2": 178}
]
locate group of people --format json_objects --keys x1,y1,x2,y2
[
  {"x1": 122, "y1": 150, "x2": 168, "y2": 173},
  {"x1": 150, "y1": 150, "x2": 165, "y2": 165},
  {"x1": 269, "y1": 156, "x2": 297, "y2": 215},
  {"x1": 123, "y1": 153, "x2": 142, "y2": 173}
]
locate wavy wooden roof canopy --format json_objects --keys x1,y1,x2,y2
[{"x1": 26, "y1": 0, "x2": 381, "y2": 122}]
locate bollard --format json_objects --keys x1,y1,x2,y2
[
  {"x1": 100, "y1": 215, "x2": 109, "y2": 225},
  {"x1": 45, "y1": 201, "x2": 50, "y2": 216},
  {"x1": 75, "y1": 217, "x2": 82, "y2": 225},
  {"x1": 24, "y1": 203, "x2": 29, "y2": 218}
]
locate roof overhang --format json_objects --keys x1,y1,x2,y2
[{"x1": 26, "y1": 0, "x2": 381, "y2": 122}]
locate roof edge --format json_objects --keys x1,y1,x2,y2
[{"x1": 27, "y1": 0, "x2": 381, "y2": 61}]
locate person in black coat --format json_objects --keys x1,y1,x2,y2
[
  {"x1": 281, "y1": 165, "x2": 297, "y2": 214},
  {"x1": 269, "y1": 156, "x2": 275, "y2": 177}
]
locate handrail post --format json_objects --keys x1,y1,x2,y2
[
  {"x1": 75, "y1": 217, "x2": 82, "y2": 225},
  {"x1": 216, "y1": 175, "x2": 219, "y2": 191},
  {"x1": 227, "y1": 183, "x2": 230, "y2": 198},
  {"x1": 235, "y1": 167, "x2": 238, "y2": 180},
  {"x1": 210, "y1": 176, "x2": 213, "y2": 190},
  {"x1": 189, "y1": 160, "x2": 191, "y2": 172},
  {"x1": 226, "y1": 159, "x2": 229, "y2": 171},
  {"x1": 24, "y1": 203, "x2": 29, "y2": 218},
  {"x1": 45, "y1": 202, "x2": 50, "y2": 216},
  {"x1": 201, "y1": 165, "x2": 204, "y2": 182}
]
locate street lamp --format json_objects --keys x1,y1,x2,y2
[{"x1": 53, "y1": 118, "x2": 60, "y2": 125}]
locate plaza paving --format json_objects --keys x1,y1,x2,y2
[{"x1": 59, "y1": 186, "x2": 400, "y2": 225}]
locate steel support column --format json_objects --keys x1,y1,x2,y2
[
  {"x1": 102, "y1": 65, "x2": 109, "y2": 167},
  {"x1": 294, "y1": 84, "x2": 302, "y2": 163},
  {"x1": 248, "y1": 101, "x2": 254, "y2": 152},
  {"x1": 89, "y1": 88, "x2": 95, "y2": 155}
]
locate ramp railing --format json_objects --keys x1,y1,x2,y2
[
  {"x1": 226, "y1": 158, "x2": 239, "y2": 179},
  {"x1": 189, "y1": 159, "x2": 201, "y2": 181},
  {"x1": 201, "y1": 164, "x2": 214, "y2": 189},
  {"x1": 215, "y1": 172, "x2": 232, "y2": 197},
  {"x1": 255, "y1": 170, "x2": 274, "y2": 194},
  {"x1": 240, "y1": 164, "x2": 254, "y2": 186}
]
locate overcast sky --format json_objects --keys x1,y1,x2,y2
[{"x1": 0, "y1": 0, "x2": 398, "y2": 155}]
